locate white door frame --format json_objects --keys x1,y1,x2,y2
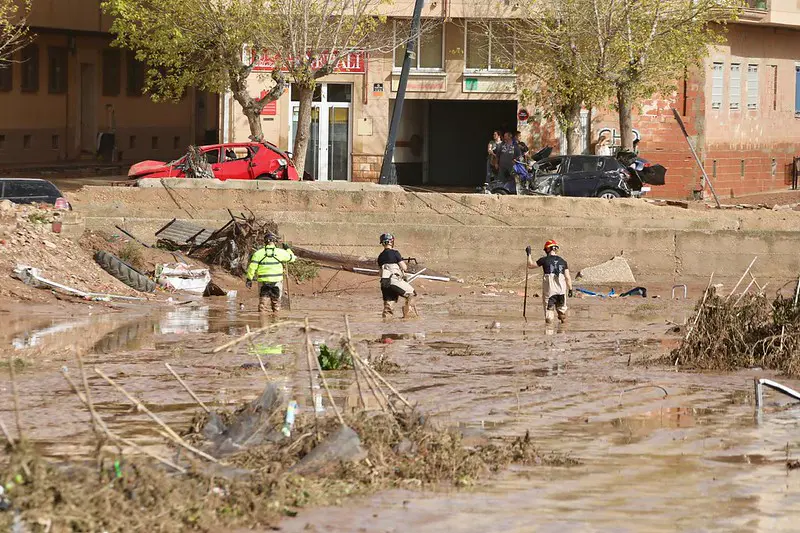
[{"x1": 289, "y1": 83, "x2": 352, "y2": 181}]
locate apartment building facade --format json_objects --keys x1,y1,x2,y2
[
  {"x1": 0, "y1": 0, "x2": 218, "y2": 165},
  {"x1": 221, "y1": 0, "x2": 800, "y2": 198}
]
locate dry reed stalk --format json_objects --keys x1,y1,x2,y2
[
  {"x1": 164, "y1": 363, "x2": 210, "y2": 414},
  {"x1": 305, "y1": 318, "x2": 346, "y2": 426},
  {"x1": 94, "y1": 368, "x2": 220, "y2": 464}
]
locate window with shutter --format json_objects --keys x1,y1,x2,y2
[
  {"x1": 729, "y1": 63, "x2": 741, "y2": 110},
  {"x1": 795, "y1": 64, "x2": 800, "y2": 116},
  {"x1": 711, "y1": 62, "x2": 723, "y2": 109},
  {"x1": 747, "y1": 64, "x2": 758, "y2": 109}
]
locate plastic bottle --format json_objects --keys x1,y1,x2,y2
[{"x1": 282, "y1": 400, "x2": 298, "y2": 437}]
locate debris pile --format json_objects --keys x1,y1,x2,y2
[
  {"x1": 161, "y1": 213, "x2": 278, "y2": 276},
  {"x1": 0, "y1": 202, "x2": 141, "y2": 301},
  {"x1": 0, "y1": 318, "x2": 577, "y2": 531},
  {"x1": 670, "y1": 289, "x2": 800, "y2": 377}
]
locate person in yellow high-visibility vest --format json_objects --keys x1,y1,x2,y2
[{"x1": 246, "y1": 232, "x2": 296, "y2": 313}]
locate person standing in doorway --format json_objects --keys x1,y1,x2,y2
[
  {"x1": 495, "y1": 132, "x2": 522, "y2": 183},
  {"x1": 246, "y1": 232, "x2": 296, "y2": 314},
  {"x1": 526, "y1": 239, "x2": 573, "y2": 324},
  {"x1": 378, "y1": 233, "x2": 417, "y2": 319},
  {"x1": 514, "y1": 131, "x2": 529, "y2": 159},
  {"x1": 487, "y1": 130, "x2": 502, "y2": 181}
]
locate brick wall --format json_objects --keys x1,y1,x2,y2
[{"x1": 352, "y1": 153, "x2": 381, "y2": 182}]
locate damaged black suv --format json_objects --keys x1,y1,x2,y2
[{"x1": 485, "y1": 150, "x2": 666, "y2": 198}]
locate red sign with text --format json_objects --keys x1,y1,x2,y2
[{"x1": 252, "y1": 51, "x2": 366, "y2": 74}]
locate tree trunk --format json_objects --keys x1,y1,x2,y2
[
  {"x1": 617, "y1": 84, "x2": 634, "y2": 151},
  {"x1": 231, "y1": 89, "x2": 265, "y2": 142},
  {"x1": 292, "y1": 84, "x2": 314, "y2": 177},
  {"x1": 229, "y1": 69, "x2": 285, "y2": 143},
  {"x1": 564, "y1": 100, "x2": 583, "y2": 155}
]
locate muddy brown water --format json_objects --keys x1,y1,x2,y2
[{"x1": 2, "y1": 289, "x2": 800, "y2": 531}]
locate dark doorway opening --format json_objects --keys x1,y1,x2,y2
[
  {"x1": 427, "y1": 99, "x2": 517, "y2": 187},
  {"x1": 391, "y1": 99, "x2": 517, "y2": 188}
]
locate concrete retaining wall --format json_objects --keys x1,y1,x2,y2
[{"x1": 68, "y1": 180, "x2": 800, "y2": 284}]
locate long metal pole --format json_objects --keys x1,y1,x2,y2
[
  {"x1": 379, "y1": 0, "x2": 426, "y2": 185},
  {"x1": 671, "y1": 108, "x2": 721, "y2": 208}
]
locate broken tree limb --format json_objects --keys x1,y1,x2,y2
[
  {"x1": 245, "y1": 325, "x2": 269, "y2": 378},
  {"x1": 344, "y1": 315, "x2": 366, "y2": 409},
  {"x1": 354, "y1": 354, "x2": 414, "y2": 410},
  {"x1": 303, "y1": 318, "x2": 321, "y2": 424},
  {"x1": 305, "y1": 318, "x2": 346, "y2": 426},
  {"x1": 727, "y1": 257, "x2": 758, "y2": 300},
  {"x1": 164, "y1": 363, "x2": 210, "y2": 414},
  {"x1": 734, "y1": 278, "x2": 757, "y2": 307},
  {"x1": 671, "y1": 107, "x2": 721, "y2": 208},
  {"x1": 213, "y1": 321, "x2": 298, "y2": 353},
  {"x1": 94, "y1": 368, "x2": 220, "y2": 464},
  {"x1": 62, "y1": 371, "x2": 187, "y2": 474},
  {"x1": 684, "y1": 271, "x2": 715, "y2": 346}
]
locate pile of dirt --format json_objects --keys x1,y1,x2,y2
[
  {"x1": 0, "y1": 202, "x2": 143, "y2": 302},
  {"x1": 669, "y1": 289, "x2": 800, "y2": 377}
]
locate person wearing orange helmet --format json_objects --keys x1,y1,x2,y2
[{"x1": 526, "y1": 239, "x2": 573, "y2": 324}]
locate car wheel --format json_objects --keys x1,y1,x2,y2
[
  {"x1": 491, "y1": 188, "x2": 509, "y2": 195},
  {"x1": 597, "y1": 189, "x2": 621, "y2": 199},
  {"x1": 94, "y1": 251, "x2": 156, "y2": 293},
  {"x1": 255, "y1": 173, "x2": 275, "y2": 180}
]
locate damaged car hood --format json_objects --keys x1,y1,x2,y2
[{"x1": 128, "y1": 160, "x2": 180, "y2": 178}]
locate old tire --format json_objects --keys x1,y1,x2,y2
[
  {"x1": 94, "y1": 250, "x2": 155, "y2": 293},
  {"x1": 255, "y1": 173, "x2": 275, "y2": 180}
]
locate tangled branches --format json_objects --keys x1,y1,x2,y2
[{"x1": 671, "y1": 289, "x2": 800, "y2": 377}]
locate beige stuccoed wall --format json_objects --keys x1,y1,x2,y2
[
  {"x1": 703, "y1": 25, "x2": 800, "y2": 146},
  {"x1": 70, "y1": 182, "x2": 800, "y2": 284},
  {"x1": 230, "y1": 19, "x2": 524, "y2": 181},
  {"x1": 29, "y1": 0, "x2": 113, "y2": 32}
]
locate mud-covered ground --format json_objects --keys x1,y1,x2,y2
[{"x1": 2, "y1": 282, "x2": 800, "y2": 532}]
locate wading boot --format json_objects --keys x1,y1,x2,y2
[
  {"x1": 382, "y1": 300, "x2": 395, "y2": 318},
  {"x1": 402, "y1": 296, "x2": 419, "y2": 319}
]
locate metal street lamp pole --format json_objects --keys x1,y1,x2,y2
[{"x1": 379, "y1": 0, "x2": 425, "y2": 185}]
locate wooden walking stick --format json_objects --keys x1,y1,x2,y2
[
  {"x1": 523, "y1": 250, "x2": 530, "y2": 322},
  {"x1": 282, "y1": 265, "x2": 292, "y2": 310}
]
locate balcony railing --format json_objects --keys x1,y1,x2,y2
[{"x1": 740, "y1": 0, "x2": 769, "y2": 21}]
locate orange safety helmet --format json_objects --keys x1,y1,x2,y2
[{"x1": 543, "y1": 239, "x2": 559, "y2": 252}]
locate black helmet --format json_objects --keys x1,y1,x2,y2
[
  {"x1": 265, "y1": 232, "x2": 279, "y2": 244},
  {"x1": 379, "y1": 233, "x2": 394, "y2": 245}
]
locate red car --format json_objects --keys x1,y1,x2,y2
[{"x1": 128, "y1": 142, "x2": 300, "y2": 181}]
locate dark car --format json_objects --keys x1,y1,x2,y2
[
  {"x1": 0, "y1": 178, "x2": 70, "y2": 209},
  {"x1": 486, "y1": 153, "x2": 666, "y2": 198}
]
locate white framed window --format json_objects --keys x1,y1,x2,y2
[
  {"x1": 393, "y1": 20, "x2": 444, "y2": 71},
  {"x1": 464, "y1": 21, "x2": 514, "y2": 72},
  {"x1": 711, "y1": 62, "x2": 723, "y2": 110},
  {"x1": 747, "y1": 64, "x2": 759, "y2": 109},
  {"x1": 729, "y1": 63, "x2": 741, "y2": 110}
]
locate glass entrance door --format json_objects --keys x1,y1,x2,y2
[{"x1": 289, "y1": 83, "x2": 352, "y2": 181}]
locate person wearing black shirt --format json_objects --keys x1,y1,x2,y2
[
  {"x1": 494, "y1": 132, "x2": 522, "y2": 182},
  {"x1": 378, "y1": 233, "x2": 417, "y2": 318},
  {"x1": 526, "y1": 239, "x2": 573, "y2": 324}
]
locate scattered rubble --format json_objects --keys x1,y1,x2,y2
[{"x1": 0, "y1": 203, "x2": 143, "y2": 302}]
